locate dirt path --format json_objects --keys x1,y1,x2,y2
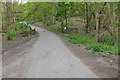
[{"x1": 2, "y1": 25, "x2": 98, "y2": 78}]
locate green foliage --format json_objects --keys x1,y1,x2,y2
[
  {"x1": 68, "y1": 21, "x2": 74, "y2": 27},
  {"x1": 6, "y1": 22, "x2": 32, "y2": 40},
  {"x1": 99, "y1": 35, "x2": 113, "y2": 45},
  {"x1": 29, "y1": 21, "x2": 34, "y2": 24},
  {"x1": 2, "y1": 21, "x2": 6, "y2": 31},
  {"x1": 54, "y1": 2, "x2": 74, "y2": 32},
  {"x1": 44, "y1": 23, "x2": 61, "y2": 31},
  {"x1": 2, "y1": 2, "x2": 119, "y2": 55},
  {"x1": 9, "y1": 30, "x2": 17, "y2": 37},
  {"x1": 18, "y1": 23, "x2": 30, "y2": 29},
  {"x1": 65, "y1": 34, "x2": 118, "y2": 55}
]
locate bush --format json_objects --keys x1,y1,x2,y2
[
  {"x1": 6, "y1": 22, "x2": 32, "y2": 40},
  {"x1": 99, "y1": 35, "x2": 113, "y2": 45},
  {"x1": 93, "y1": 45, "x2": 103, "y2": 52}
]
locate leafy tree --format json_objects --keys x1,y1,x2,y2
[{"x1": 55, "y1": 2, "x2": 72, "y2": 33}]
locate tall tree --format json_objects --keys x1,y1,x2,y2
[
  {"x1": 52, "y1": 2, "x2": 56, "y2": 24},
  {"x1": 96, "y1": 2, "x2": 107, "y2": 42},
  {"x1": 112, "y1": 3, "x2": 116, "y2": 45},
  {"x1": 85, "y1": 2, "x2": 89, "y2": 33},
  {"x1": 118, "y1": 1, "x2": 120, "y2": 55},
  {"x1": 0, "y1": 1, "x2": 1, "y2": 33},
  {"x1": 6, "y1": 1, "x2": 13, "y2": 39},
  {"x1": 55, "y1": 2, "x2": 71, "y2": 33},
  {"x1": 96, "y1": 13, "x2": 99, "y2": 42},
  {"x1": 107, "y1": 2, "x2": 116, "y2": 45}
]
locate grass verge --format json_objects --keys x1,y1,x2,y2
[{"x1": 65, "y1": 34, "x2": 118, "y2": 55}]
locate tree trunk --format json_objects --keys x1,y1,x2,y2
[
  {"x1": 96, "y1": 13, "x2": 99, "y2": 42},
  {"x1": 112, "y1": 3, "x2": 116, "y2": 45},
  {"x1": 107, "y1": 2, "x2": 116, "y2": 45},
  {"x1": 44, "y1": 15, "x2": 47, "y2": 25},
  {"x1": 98, "y1": 16, "x2": 101, "y2": 30},
  {"x1": 6, "y1": 1, "x2": 12, "y2": 40},
  {"x1": 52, "y1": 2, "x2": 56, "y2": 24},
  {"x1": 65, "y1": 16, "x2": 67, "y2": 27},
  {"x1": 98, "y1": 2, "x2": 107, "y2": 29},
  {"x1": 12, "y1": 1, "x2": 16, "y2": 29},
  {"x1": 60, "y1": 16, "x2": 64, "y2": 33},
  {"x1": 93, "y1": 5, "x2": 96, "y2": 30},
  {"x1": 0, "y1": 1, "x2": 1, "y2": 33},
  {"x1": 118, "y1": 2, "x2": 120, "y2": 55},
  {"x1": 85, "y1": 2, "x2": 89, "y2": 33},
  {"x1": 84, "y1": 3, "x2": 86, "y2": 29},
  {"x1": 118, "y1": 3, "x2": 120, "y2": 79}
]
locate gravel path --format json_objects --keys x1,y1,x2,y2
[{"x1": 2, "y1": 25, "x2": 98, "y2": 78}]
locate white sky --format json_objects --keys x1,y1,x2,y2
[
  {"x1": 10, "y1": 0, "x2": 28, "y2": 4},
  {"x1": 18, "y1": 0, "x2": 28, "y2": 4},
  {"x1": 2, "y1": 0, "x2": 119, "y2": 3}
]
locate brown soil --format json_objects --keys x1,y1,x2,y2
[
  {"x1": 2, "y1": 32, "x2": 38, "y2": 54},
  {"x1": 2, "y1": 33, "x2": 39, "y2": 67}
]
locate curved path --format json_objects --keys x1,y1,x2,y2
[{"x1": 3, "y1": 25, "x2": 98, "y2": 78}]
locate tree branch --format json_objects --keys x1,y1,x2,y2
[
  {"x1": 22, "y1": 4, "x2": 40, "y2": 21},
  {"x1": 99, "y1": 2, "x2": 107, "y2": 14}
]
